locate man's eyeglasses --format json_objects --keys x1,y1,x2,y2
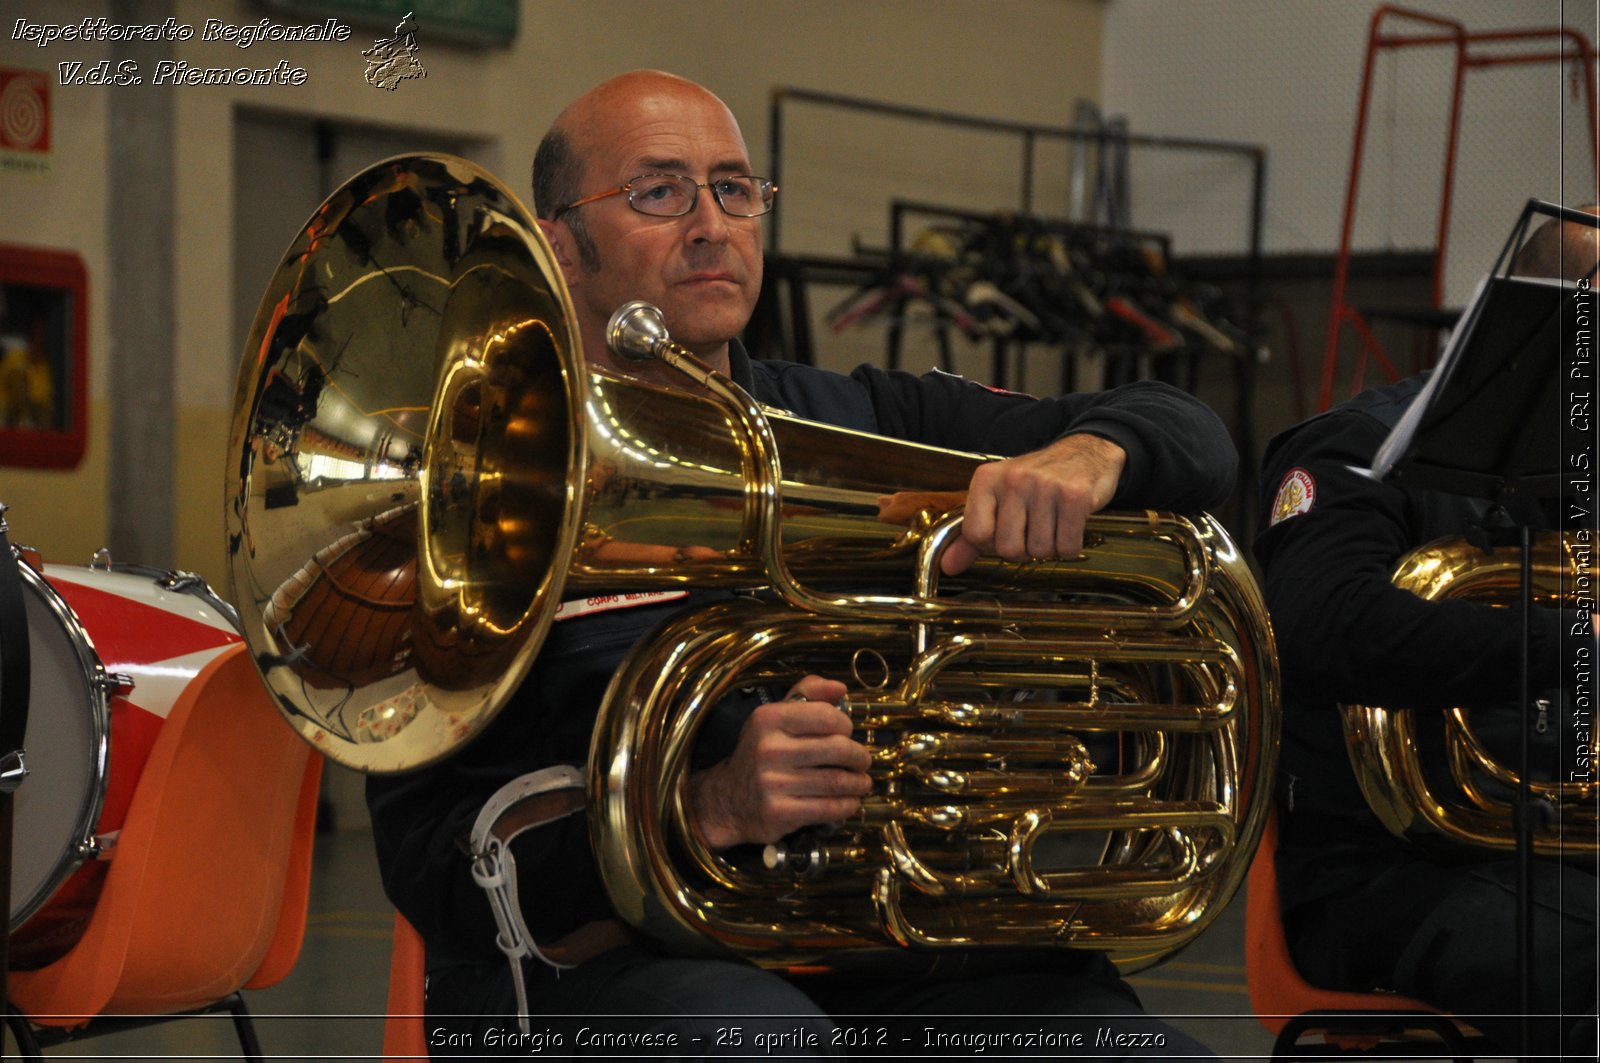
[{"x1": 553, "y1": 174, "x2": 777, "y2": 220}]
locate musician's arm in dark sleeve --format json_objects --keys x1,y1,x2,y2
[
  {"x1": 853, "y1": 367, "x2": 1236, "y2": 511},
  {"x1": 1254, "y1": 414, "x2": 1561, "y2": 713}
]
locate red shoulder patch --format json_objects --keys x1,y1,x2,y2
[{"x1": 1270, "y1": 467, "x2": 1316, "y2": 525}]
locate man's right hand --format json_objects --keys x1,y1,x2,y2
[{"x1": 687, "y1": 674, "x2": 872, "y2": 850}]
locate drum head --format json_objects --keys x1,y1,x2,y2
[{"x1": 8, "y1": 564, "x2": 104, "y2": 932}]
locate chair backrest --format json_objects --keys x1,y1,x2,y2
[
  {"x1": 382, "y1": 911, "x2": 430, "y2": 1061},
  {"x1": 8, "y1": 643, "x2": 322, "y2": 1022},
  {"x1": 1245, "y1": 806, "x2": 1440, "y2": 1031},
  {"x1": 245, "y1": 735, "x2": 323, "y2": 991}
]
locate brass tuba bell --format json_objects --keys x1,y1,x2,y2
[
  {"x1": 1342, "y1": 532, "x2": 1598, "y2": 855},
  {"x1": 226, "y1": 154, "x2": 1279, "y2": 970}
]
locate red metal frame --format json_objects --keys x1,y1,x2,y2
[
  {"x1": 0, "y1": 245, "x2": 88, "y2": 469},
  {"x1": 1320, "y1": 4, "x2": 1599, "y2": 410}
]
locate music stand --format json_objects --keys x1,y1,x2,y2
[{"x1": 1370, "y1": 198, "x2": 1597, "y2": 1062}]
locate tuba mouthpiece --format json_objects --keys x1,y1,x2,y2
[{"x1": 607, "y1": 301, "x2": 670, "y2": 362}]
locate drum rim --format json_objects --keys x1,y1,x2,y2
[
  {"x1": 55, "y1": 560, "x2": 241, "y2": 633},
  {"x1": 8, "y1": 561, "x2": 112, "y2": 934}
]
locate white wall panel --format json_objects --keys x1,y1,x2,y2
[{"x1": 1104, "y1": 0, "x2": 1598, "y2": 303}]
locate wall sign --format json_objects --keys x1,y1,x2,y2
[
  {"x1": 0, "y1": 247, "x2": 87, "y2": 470},
  {"x1": 260, "y1": 0, "x2": 518, "y2": 46},
  {"x1": 0, "y1": 67, "x2": 51, "y2": 178}
]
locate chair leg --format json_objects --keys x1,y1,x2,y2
[
  {"x1": 6, "y1": 996, "x2": 285, "y2": 1061},
  {"x1": 1272, "y1": 1010, "x2": 1482, "y2": 1063},
  {"x1": 1272, "y1": 1016, "x2": 1328, "y2": 1061},
  {"x1": 226, "y1": 992, "x2": 266, "y2": 1063},
  {"x1": 4, "y1": 1004, "x2": 44, "y2": 1062}
]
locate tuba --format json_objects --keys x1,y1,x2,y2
[
  {"x1": 1342, "y1": 533, "x2": 1598, "y2": 855},
  {"x1": 226, "y1": 153, "x2": 1279, "y2": 971}
]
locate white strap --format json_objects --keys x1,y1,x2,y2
[{"x1": 467, "y1": 764, "x2": 585, "y2": 1035}]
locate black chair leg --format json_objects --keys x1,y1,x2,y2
[
  {"x1": 1272, "y1": 1010, "x2": 1483, "y2": 1063},
  {"x1": 226, "y1": 993, "x2": 266, "y2": 1063},
  {"x1": 5, "y1": 996, "x2": 277, "y2": 1061},
  {"x1": 4, "y1": 1004, "x2": 44, "y2": 1062}
]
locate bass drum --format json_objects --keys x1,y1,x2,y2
[{"x1": 7, "y1": 554, "x2": 242, "y2": 967}]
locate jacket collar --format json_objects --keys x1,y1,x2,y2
[{"x1": 725, "y1": 337, "x2": 755, "y2": 392}]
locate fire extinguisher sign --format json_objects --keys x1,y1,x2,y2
[{"x1": 1, "y1": 66, "x2": 51, "y2": 177}]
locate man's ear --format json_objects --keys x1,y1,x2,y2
[{"x1": 536, "y1": 217, "x2": 581, "y2": 289}]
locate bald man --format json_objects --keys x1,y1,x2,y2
[
  {"x1": 1512, "y1": 202, "x2": 1600, "y2": 282},
  {"x1": 369, "y1": 71, "x2": 1235, "y2": 1057},
  {"x1": 1254, "y1": 206, "x2": 1598, "y2": 1058}
]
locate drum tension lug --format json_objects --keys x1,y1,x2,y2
[
  {"x1": 102, "y1": 671, "x2": 137, "y2": 697},
  {"x1": 162, "y1": 570, "x2": 206, "y2": 594},
  {"x1": 87, "y1": 830, "x2": 121, "y2": 858},
  {"x1": 0, "y1": 749, "x2": 27, "y2": 794}
]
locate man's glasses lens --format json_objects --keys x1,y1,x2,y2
[{"x1": 629, "y1": 175, "x2": 774, "y2": 217}]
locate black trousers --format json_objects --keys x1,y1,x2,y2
[
  {"x1": 423, "y1": 945, "x2": 1216, "y2": 1059},
  {"x1": 1288, "y1": 853, "x2": 1598, "y2": 1058}
]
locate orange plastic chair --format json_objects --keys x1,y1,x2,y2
[
  {"x1": 1245, "y1": 806, "x2": 1486, "y2": 1061},
  {"x1": 5, "y1": 643, "x2": 322, "y2": 1060},
  {"x1": 382, "y1": 911, "x2": 430, "y2": 1061}
]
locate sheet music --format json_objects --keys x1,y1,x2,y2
[{"x1": 1368, "y1": 269, "x2": 1571, "y2": 496}]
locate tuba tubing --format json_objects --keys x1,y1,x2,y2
[
  {"x1": 584, "y1": 319, "x2": 1277, "y2": 968},
  {"x1": 1342, "y1": 532, "x2": 1598, "y2": 855}
]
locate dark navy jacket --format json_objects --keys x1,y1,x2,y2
[{"x1": 1253, "y1": 373, "x2": 1564, "y2": 912}]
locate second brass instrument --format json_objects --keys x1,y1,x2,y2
[{"x1": 1343, "y1": 533, "x2": 1597, "y2": 856}]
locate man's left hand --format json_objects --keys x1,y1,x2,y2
[{"x1": 940, "y1": 433, "x2": 1126, "y2": 576}]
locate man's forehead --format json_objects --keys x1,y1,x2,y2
[
  {"x1": 569, "y1": 82, "x2": 749, "y2": 175},
  {"x1": 629, "y1": 152, "x2": 754, "y2": 175}
]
